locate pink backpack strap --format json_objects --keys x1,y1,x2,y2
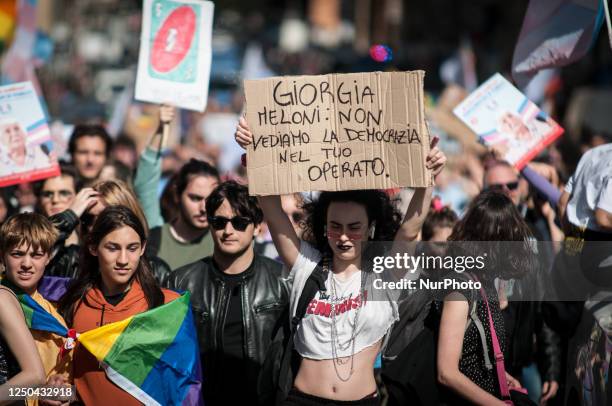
[{"x1": 470, "y1": 274, "x2": 511, "y2": 402}]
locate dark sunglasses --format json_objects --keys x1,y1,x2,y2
[
  {"x1": 40, "y1": 190, "x2": 74, "y2": 200},
  {"x1": 487, "y1": 181, "x2": 519, "y2": 192},
  {"x1": 208, "y1": 216, "x2": 252, "y2": 231}
]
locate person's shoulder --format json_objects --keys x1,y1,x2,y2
[
  {"x1": 170, "y1": 257, "x2": 213, "y2": 286},
  {"x1": 175, "y1": 257, "x2": 213, "y2": 274},
  {"x1": 298, "y1": 240, "x2": 322, "y2": 262},
  {"x1": 436, "y1": 271, "x2": 478, "y2": 303},
  {"x1": 580, "y1": 144, "x2": 612, "y2": 168},
  {"x1": 594, "y1": 143, "x2": 612, "y2": 155},
  {"x1": 0, "y1": 287, "x2": 21, "y2": 314},
  {"x1": 0, "y1": 286, "x2": 18, "y2": 301},
  {"x1": 254, "y1": 255, "x2": 288, "y2": 282},
  {"x1": 160, "y1": 222, "x2": 173, "y2": 236},
  {"x1": 255, "y1": 255, "x2": 283, "y2": 271}
]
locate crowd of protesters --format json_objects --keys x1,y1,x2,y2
[{"x1": 0, "y1": 86, "x2": 610, "y2": 406}]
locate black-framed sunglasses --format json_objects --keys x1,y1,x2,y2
[
  {"x1": 40, "y1": 190, "x2": 74, "y2": 200},
  {"x1": 487, "y1": 181, "x2": 519, "y2": 192},
  {"x1": 207, "y1": 216, "x2": 253, "y2": 231}
]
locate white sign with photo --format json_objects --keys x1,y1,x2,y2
[
  {"x1": 135, "y1": 0, "x2": 214, "y2": 112},
  {"x1": 453, "y1": 73, "x2": 564, "y2": 169},
  {"x1": 0, "y1": 81, "x2": 59, "y2": 187}
]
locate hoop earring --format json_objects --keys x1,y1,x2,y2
[{"x1": 323, "y1": 225, "x2": 327, "y2": 238}]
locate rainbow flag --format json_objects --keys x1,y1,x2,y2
[
  {"x1": 78, "y1": 293, "x2": 202, "y2": 406},
  {"x1": 18, "y1": 293, "x2": 69, "y2": 337}
]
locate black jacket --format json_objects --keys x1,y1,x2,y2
[
  {"x1": 503, "y1": 301, "x2": 561, "y2": 382},
  {"x1": 47, "y1": 210, "x2": 172, "y2": 283},
  {"x1": 163, "y1": 255, "x2": 290, "y2": 404},
  {"x1": 501, "y1": 247, "x2": 561, "y2": 383}
]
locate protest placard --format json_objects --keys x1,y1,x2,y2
[
  {"x1": 453, "y1": 73, "x2": 564, "y2": 169},
  {"x1": 0, "y1": 81, "x2": 59, "y2": 187},
  {"x1": 135, "y1": 0, "x2": 214, "y2": 112},
  {"x1": 244, "y1": 71, "x2": 433, "y2": 195}
]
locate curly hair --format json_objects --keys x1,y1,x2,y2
[{"x1": 301, "y1": 190, "x2": 402, "y2": 256}]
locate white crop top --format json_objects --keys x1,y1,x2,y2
[{"x1": 289, "y1": 241, "x2": 398, "y2": 360}]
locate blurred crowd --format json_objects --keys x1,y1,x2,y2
[{"x1": 0, "y1": 1, "x2": 612, "y2": 406}]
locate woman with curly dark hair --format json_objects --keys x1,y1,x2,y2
[
  {"x1": 436, "y1": 190, "x2": 535, "y2": 405},
  {"x1": 235, "y1": 118, "x2": 446, "y2": 405},
  {"x1": 300, "y1": 189, "x2": 404, "y2": 255}
]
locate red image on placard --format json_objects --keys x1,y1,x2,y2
[{"x1": 151, "y1": 6, "x2": 196, "y2": 73}]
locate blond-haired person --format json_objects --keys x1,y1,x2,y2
[{"x1": 0, "y1": 212, "x2": 70, "y2": 405}]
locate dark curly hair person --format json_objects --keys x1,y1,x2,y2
[
  {"x1": 235, "y1": 117, "x2": 446, "y2": 405},
  {"x1": 301, "y1": 189, "x2": 403, "y2": 256}
]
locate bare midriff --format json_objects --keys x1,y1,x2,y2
[{"x1": 293, "y1": 340, "x2": 381, "y2": 400}]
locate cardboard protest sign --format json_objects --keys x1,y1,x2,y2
[
  {"x1": 0, "y1": 81, "x2": 59, "y2": 187},
  {"x1": 135, "y1": 0, "x2": 213, "y2": 112},
  {"x1": 244, "y1": 71, "x2": 432, "y2": 196},
  {"x1": 453, "y1": 73, "x2": 564, "y2": 169}
]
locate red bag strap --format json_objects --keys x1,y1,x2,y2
[{"x1": 470, "y1": 274, "x2": 511, "y2": 401}]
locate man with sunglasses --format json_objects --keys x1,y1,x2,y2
[
  {"x1": 165, "y1": 181, "x2": 290, "y2": 406},
  {"x1": 483, "y1": 160, "x2": 523, "y2": 206}
]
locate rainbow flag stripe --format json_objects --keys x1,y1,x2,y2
[
  {"x1": 78, "y1": 293, "x2": 202, "y2": 406},
  {"x1": 18, "y1": 293, "x2": 68, "y2": 337}
]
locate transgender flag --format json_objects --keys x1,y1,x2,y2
[{"x1": 512, "y1": 0, "x2": 605, "y2": 88}]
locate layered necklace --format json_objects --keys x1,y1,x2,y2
[{"x1": 325, "y1": 256, "x2": 368, "y2": 382}]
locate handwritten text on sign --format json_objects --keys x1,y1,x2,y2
[{"x1": 244, "y1": 71, "x2": 432, "y2": 195}]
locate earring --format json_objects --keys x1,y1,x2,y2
[
  {"x1": 369, "y1": 222, "x2": 376, "y2": 240},
  {"x1": 323, "y1": 225, "x2": 327, "y2": 237}
]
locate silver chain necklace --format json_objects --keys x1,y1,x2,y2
[{"x1": 326, "y1": 257, "x2": 367, "y2": 382}]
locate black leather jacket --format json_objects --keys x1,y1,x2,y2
[
  {"x1": 47, "y1": 210, "x2": 172, "y2": 283},
  {"x1": 163, "y1": 255, "x2": 291, "y2": 403}
]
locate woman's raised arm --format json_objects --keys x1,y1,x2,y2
[
  {"x1": 235, "y1": 117, "x2": 300, "y2": 268},
  {"x1": 134, "y1": 104, "x2": 175, "y2": 229},
  {"x1": 395, "y1": 137, "x2": 446, "y2": 242}
]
